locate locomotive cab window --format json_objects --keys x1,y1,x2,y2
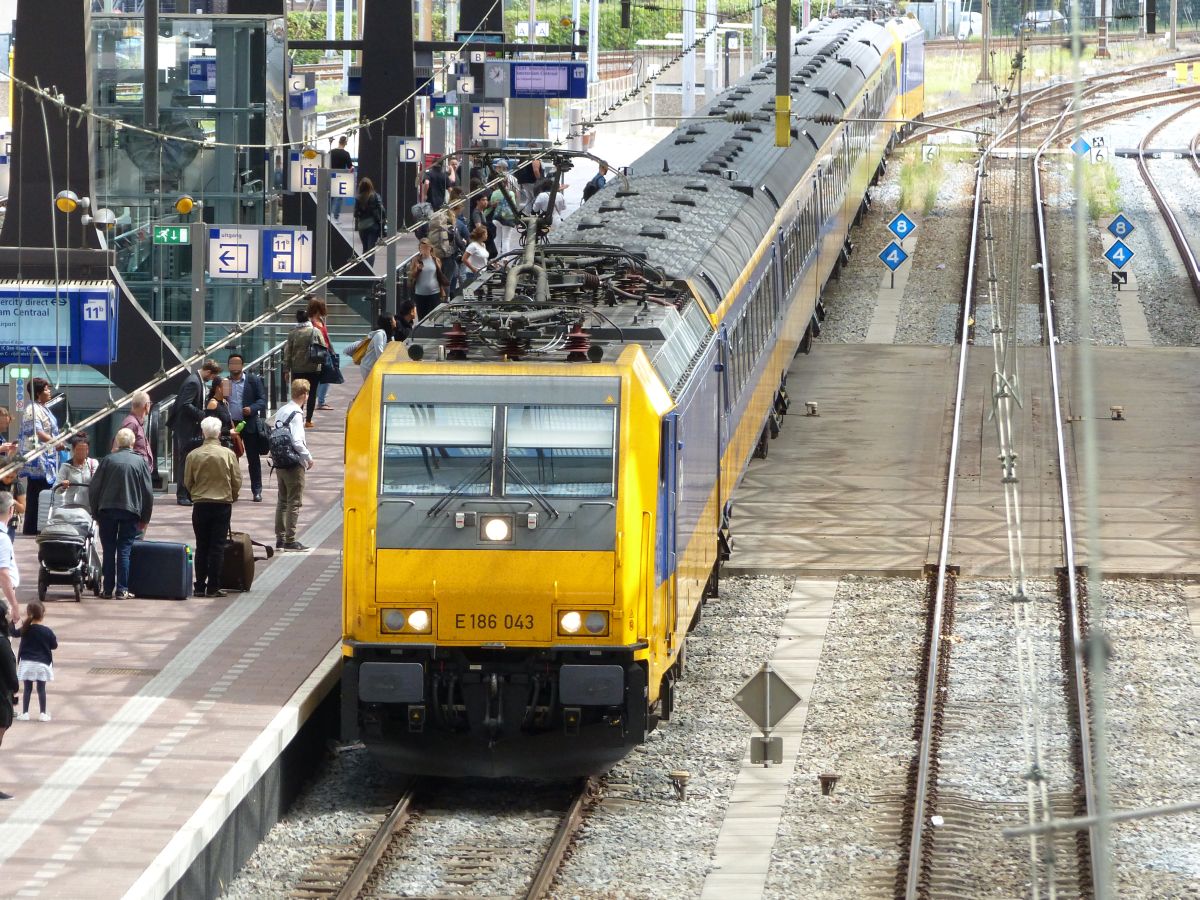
[
  {"x1": 505, "y1": 405, "x2": 616, "y2": 498},
  {"x1": 381, "y1": 403, "x2": 495, "y2": 495}
]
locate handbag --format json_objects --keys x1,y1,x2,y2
[
  {"x1": 348, "y1": 336, "x2": 371, "y2": 365},
  {"x1": 355, "y1": 214, "x2": 377, "y2": 232},
  {"x1": 307, "y1": 330, "x2": 331, "y2": 368},
  {"x1": 231, "y1": 431, "x2": 245, "y2": 459},
  {"x1": 319, "y1": 352, "x2": 345, "y2": 385}
]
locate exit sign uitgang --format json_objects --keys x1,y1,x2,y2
[
  {"x1": 433, "y1": 104, "x2": 459, "y2": 118},
  {"x1": 153, "y1": 225, "x2": 190, "y2": 245}
]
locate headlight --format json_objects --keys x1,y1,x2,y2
[
  {"x1": 381, "y1": 608, "x2": 433, "y2": 634},
  {"x1": 480, "y1": 515, "x2": 513, "y2": 543},
  {"x1": 585, "y1": 611, "x2": 608, "y2": 635},
  {"x1": 559, "y1": 611, "x2": 582, "y2": 634}
]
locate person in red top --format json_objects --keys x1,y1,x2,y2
[
  {"x1": 116, "y1": 391, "x2": 154, "y2": 474},
  {"x1": 308, "y1": 297, "x2": 337, "y2": 413}
]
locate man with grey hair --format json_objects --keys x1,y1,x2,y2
[
  {"x1": 183, "y1": 417, "x2": 241, "y2": 597},
  {"x1": 0, "y1": 493, "x2": 18, "y2": 628},
  {"x1": 90, "y1": 428, "x2": 154, "y2": 599},
  {"x1": 117, "y1": 390, "x2": 154, "y2": 474}
]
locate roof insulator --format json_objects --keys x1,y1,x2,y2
[
  {"x1": 725, "y1": 110, "x2": 752, "y2": 124},
  {"x1": 639, "y1": 226, "x2": 668, "y2": 239},
  {"x1": 599, "y1": 199, "x2": 625, "y2": 213},
  {"x1": 670, "y1": 194, "x2": 698, "y2": 206},
  {"x1": 684, "y1": 180, "x2": 709, "y2": 192},
  {"x1": 576, "y1": 216, "x2": 605, "y2": 231}
]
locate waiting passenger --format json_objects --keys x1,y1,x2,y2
[
  {"x1": 408, "y1": 238, "x2": 448, "y2": 321},
  {"x1": 271, "y1": 379, "x2": 314, "y2": 553},
  {"x1": 183, "y1": 417, "x2": 241, "y2": 598},
  {"x1": 118, "y1": 391, "x2": 155, "y2": 475},
  {"x1": 359, "y1": 315, "x2": 396, "y2": 379},
  {"x1": 90, "y1": 428, "x2": 154, "y2": 599},
  {"x1": 19, "y1": 378, "x2": 61, "y2": 535}
]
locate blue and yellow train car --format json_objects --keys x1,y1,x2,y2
[{"x1": 340, "y1": 17, "x2": 925, "y2": 777}]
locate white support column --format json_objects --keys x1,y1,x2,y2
[
  {"x1": 572, "y1": 0, "x2": 581, "y2": 49},
  {"x1": 753, "y1": 3, "x2": 764, "y2": 64},
  {"x1": 705, "y1": 0, "x2": 717, "y2": 102},
  {"x1": 802, "y1": 0, "x2": 810, "y2": 29},
  {"x1": 528, "y1": 0, "x2": 537, "y2": 45},
  {"x1": 682, "y1": 0, "x2": 696, "y2": 116},
  {"x1": 325, "y1": 0, "x2": 335, "y2": 58},
  {"x1": 588, "y1": 0, "x2": 600, "y2": 82}
]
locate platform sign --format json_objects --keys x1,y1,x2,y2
[
  {"x1": 733, "y1": 663, "x2": 802, "y2": 733},
  {"x1": 396, "y1": 138, "x2": 423, "y2": 165},
  {"x1": 0, "y1": 135, "x2": 9, "y2": 166},
  {"x1": 152, "y1": 225, "x2": 190, "y2": 246},
  {"x1": 508, "y1": 61, "x2": 589, "y2": 99},
  {"x1": 515, "y1": 21, "x2": 551, "y2": 37},
  {"x1": 262, "y1": 228, "x2": 313, "y2": 280},
  {"x1": 1104, "y1": 239, "x2": 1134, "y2": 270},
  {"x1": 208, "y1": 227, "x2": 261, "y2": 279},
  {"x1": 888, "y1": 212, "x2": 917, "y2": 242},
  {"x1": 187, "y1": 57, "x2": 216, "y2": 96},
  {"x1": 1111, "y1": 271, "x2": 1128, "y2": 287},
  {"x1": 0, "y1": 283, "x2": 118, "y2": 365},
  {"x1": 921, "y1": 144, "x2": 939, "y2": 163},
  {"x1": 288, "y1": 152, "x2": 319, "y2": 193},
  {"x1": 472, "y1": 106, "x2": 507, "y2": 141},
  {"x1": 330, "y1": 171, "x2": 355, "y2": 200},
  {"x1": 879, "y1": 241, "x2": 909, "y2": 272},
  {"x1": 1107, "y1": 213, "x2": 1134, "y2": 240}
]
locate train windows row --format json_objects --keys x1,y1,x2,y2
[
  {"x1": 651, "y1": 301, "x2": 715, "y2": 396},
  {"x1": 725, "y1": 258, "x2": 779, "y2": 405}
]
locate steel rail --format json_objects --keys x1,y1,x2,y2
[
  {"x1": 1135, "y1": 100, "x2": 1200, "y2": 303},
  {"x1": 525, "y1": 777, "x2": 593, "y2": 900},
  {"x1": 901, "y1": 122, "x2": 985, "y2": 900},
  {"x1": 1011, "y1": 83, "x2": 1200, "y2": 142},
  {"x1": 1031, "y1": 85, "x2": 1102, "y2": 898},
  {"x1": 334, "y1": 782, "x2": 417, "y2": 900}
]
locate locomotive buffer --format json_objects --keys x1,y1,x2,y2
[{"x1": 733, "y1": 662, "x2": 803, "y2": 766}]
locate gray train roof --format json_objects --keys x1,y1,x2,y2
[{"x1": 551, "y1": 17, "x2": 894, "y2": 312}]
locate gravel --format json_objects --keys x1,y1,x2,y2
[{"x1": 221, "y1": 575, "x2": 794, "y2": 899}]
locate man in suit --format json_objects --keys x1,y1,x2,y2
[
  {"x1": 171, "y1": 358, "x2": 221, "y2": 506},
  {"x1": 226, "y1": 351, "x2": 267, "y2": 502}
]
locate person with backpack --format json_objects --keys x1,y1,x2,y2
[
  {"x1": 270, "y1": 380, "x2": 314, "y2": 553},
  {"x1": 582, "y1": 163, "x2": 609, "y2": 203},
  {"x1": 426, "y1": 201, "x2": 461, "y2": 294},
  {"x1": 489, "y1": 182, "x2": 520, "y2": 253}
]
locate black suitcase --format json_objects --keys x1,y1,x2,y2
[
  {"x1": 220, "y1": 531, "x2": 274, "y2": 591},
  {"x1": 128, "y1": 540, "x2": 193, "y2": 600}
]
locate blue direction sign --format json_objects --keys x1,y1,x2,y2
[
  {"x1": 508, "y1": 61, "x2": 589, "y2": 99},
  {"x1": 1107, "y1": 214, "x2": 1135, "y2": 240},
  {"x1": 1104, "y1": 239, "x2": 1134, "y2": 270},
  {"x1": 888, "y1": 212, "x2": 917, "y2": 241},
  {"x1": 187, "y1": 57, "x2": 216, "y2": 96},
  {"x1": 0, "y1": 283, "x2": 118, "y2": 365},
  {"x1": 263, "y1": 229, "x2": 313, "y2": 280},
  {"x1": 1071, "y1": 137, "x2": 1092, "y2": 157},
  {"x1": 879, "y1": 241, "x2": 909, "y2": 272}
]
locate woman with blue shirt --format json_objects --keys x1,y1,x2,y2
[{"x1": 19, "y1": 378, "x2": 60, "y2": 535}]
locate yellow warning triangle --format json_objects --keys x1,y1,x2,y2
[
  {"x1": 386, "y1": 393, "x2": 396, "y2": 401},
  {"x1": 604, "y1": 395, "x2": 614, "y2": 404}
]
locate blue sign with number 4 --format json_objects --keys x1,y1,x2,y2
[
  {"x1": 888, "y1": 213, "x2": 916, "y2": 241},
  {"x1": 879, "y1": 241, "x2": 908, "y2": 272},
  {"x1": 1107, "y1": 214, "x2": 1134, "y2": 240},
  {"x1": 1104, "y1": 239, "x2": 1134, "y2": 270}
]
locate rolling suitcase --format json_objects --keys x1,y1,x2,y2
[
  {"x1": 128, "y1": 540, "x2": 193, "y2": 600},
  {"x1": 220, "y1": 531, "x2": 274, "y2": 591}
]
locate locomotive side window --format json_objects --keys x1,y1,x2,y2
[
  {"x1": 380, "y1": 403, "x2": 495, "y2": 495},
  {"x1": 505, "y1": 405, "x2": 616, "y2": 498}
]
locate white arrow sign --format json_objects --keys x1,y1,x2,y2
[
  {"x1": 208, "y1": 227, "x2": 261, "y2": 279},
  {"x1": 472, "y1": 106, "x2": 506, "y2": 141}
]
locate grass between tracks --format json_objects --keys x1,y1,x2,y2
[
  {"x1": 1081, "y1": 158, "x2": 1121, "y2": 218},
  {"x1": 899, "y1": 148, "x2": 945, "y2": 214}
]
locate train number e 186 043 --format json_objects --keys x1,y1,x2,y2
[{"x1": 454, "y1": 613, "x2": 536, "y2": 630}]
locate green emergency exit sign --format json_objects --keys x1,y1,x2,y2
[
  {"x1": 153, "y1": 225, "x2": 190, "y2": 245},
  {"x1": 433, "y1": 104, "x2": 459, "y2": 118}
]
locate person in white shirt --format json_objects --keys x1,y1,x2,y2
[
  {"x1": 532, "y1": 180, "x2": 567, "y2": 225},
  {"x1": 461, "y1": 224, "x2": 490, "y2": 290},
  {"x1": 359, "y1": 314, "x2": 396, "y2": 379},
  {"x1": 272, "y1": 380, "x2": 314, "y2": 553}
]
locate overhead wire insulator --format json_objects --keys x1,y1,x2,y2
[{"x1": 724, "y1": 110, "x2": 752, "y2": 124}]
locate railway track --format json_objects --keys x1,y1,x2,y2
[
  {"x1": 291, "y1": 778, "x2": 593, "y2": 900},
  {"x1": 893, "y1": 71, "x2": 1109, "y2": 895},
  {"x1": 1134, "y1": 100, "x2": 1200, "y2": 302}
]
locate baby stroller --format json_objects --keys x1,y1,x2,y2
[{"x1": 35, "y1": 483, "x2": 101, "y2": 603}]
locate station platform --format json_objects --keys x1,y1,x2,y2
[{"x1": 0, "y1": 381, "x2": 357, "y2": 899}]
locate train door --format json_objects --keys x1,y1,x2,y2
[{"x1": 656, "y1": 413, "x2": 679, "y2": 651}]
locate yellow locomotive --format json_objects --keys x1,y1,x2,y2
[{"x1": 340, "y1": 16, "x2": 924, "y2": 776}]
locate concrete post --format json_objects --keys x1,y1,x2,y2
[
  {"x1": 682, "y1": 0, "x2": 696, "y2": 117},
  {"x1": 979, "y1": 0, "x2": 991, "y2": 84}
]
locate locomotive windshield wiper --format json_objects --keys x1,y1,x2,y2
[
  {"x1": 502, "y1": 455, "x2": 560, "y2": 520},
  {"x1": 426, "y1": 458, "x2": 494, "y2": 518}
]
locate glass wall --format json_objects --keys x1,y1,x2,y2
[{"x1": 91, "y1": 13, "x2": 286, "y2": 360}]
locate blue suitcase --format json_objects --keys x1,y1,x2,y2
[{"x1": 128, "y1": 540, "x2": 193, "y2": 600}]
